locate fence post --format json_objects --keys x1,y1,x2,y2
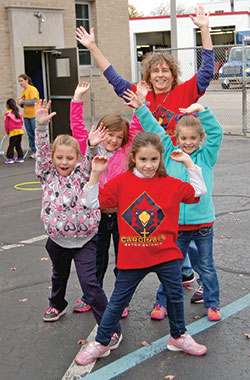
[
  {"x1": 89, "y1": 67, "x2": 95, "y2": 126},
  {"x1": 242, "y1": 38, "x2": 247, "y2": 135}
]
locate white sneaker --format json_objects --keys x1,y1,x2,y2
[{"x1": 30, "y1": 153, "x2": 36, "y2": 159}]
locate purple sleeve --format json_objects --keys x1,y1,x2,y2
[
  {"x1": 103, "y1": 65, "x2": 132, "y2": 97},
  {"x1": 196, "y1": 48, "x2": 214, "y2": 94}
]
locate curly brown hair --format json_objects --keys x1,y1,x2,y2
[{"x1": 142, "y1": 51, "x2": 181, "y2": 91}]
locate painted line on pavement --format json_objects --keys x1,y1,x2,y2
[
  {"x1": 0, "y1": 234, "x2": 47, "y2": 252},
  {"x1": 76, "y1": 293, "x2": 250, "y2": 380}
]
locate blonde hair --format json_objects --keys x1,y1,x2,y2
[
  {"x1": 142, "y1": 51, "x2": 181, "y2": 91},
  {"x1": 175, "y1": 115, "x2": 205, "y2": 142},
  {"x1": 97, "y1": 114, "x2": 130, "y2": 146},
  {"x1": 51, "y1": 134, "x2": 80, "y2": 158},
  {"x1": 128, "y1": 132, "x2": 167, "y2": 177}
]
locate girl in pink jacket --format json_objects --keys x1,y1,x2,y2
[
  {"x1": 70, "y1": 82, "x2": 142, "y2": 318},
  {"x1": 4, "y1": 98, "x2": 24, "y2": 164}
]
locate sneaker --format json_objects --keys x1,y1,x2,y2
[
  {"x1": 5, "y1": 159, "x2": 15, "y2": 164},
  {"x1": 206, "y1": 307, "x2": 221, "y2": 321},
  {"x1": 15, "y1": 158, "x2": 24, "y2": 163},
  {"x1": 182, "y1": 272, "x2": 195, "y2": 286},
  {"x1": 74, "y1": 341, "x2": 110, "y2": 365},
  {"x1": 121, "y1": 306, "x2": 130, "y2": 318},
  {"x1": 151, "y1": 304, "x2": 167, "y2": 320},
  {"x1": 72, "y1": 299, "x2": 91, "y2": 312},
  {"x1": 109, "y1": 332, "x2": 123, "y2": 351},
  {"x1": 43, "y1": 306, "x2": 66, "y2": 322},
  {"x1": 190, "y1": 285, "x2": 204, "y2": 304},
  {"x1": 167, "y1": 333, "x2": 207, "y2": 356},
  {"x1": 30, "y1": 152, "x2": 36, "y2": 159}
]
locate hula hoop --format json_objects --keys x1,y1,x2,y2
[
  {"x1": 0, "y1": 134, "x2": 29, "y2": 160},
  {"x1": 14, "y1": 181, "x2": 42, "y2": 191}
]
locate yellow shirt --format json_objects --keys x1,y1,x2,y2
[{"x1": 21, "y1": 85, "x2": 39, "y2": 118}]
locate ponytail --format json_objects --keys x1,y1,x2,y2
[{"x1": 6, "y1": 98, "x2": 20, "y2": 119}]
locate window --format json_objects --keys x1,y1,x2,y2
[{"x1": 75, "y1": 2, "x2": 91, "y2": 65}]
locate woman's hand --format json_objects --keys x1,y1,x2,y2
[
  {"x1": 35, "y1": 100, "x2": 56, "y2": 123},
  {"x1": 136, "y1": 81, "x2": 149, "y2": 104},
  {"x1": 88, "y1": 123, "x2": 108, "y2": 146},
  {"x1": 75, "y1": 26, "x2": 95, "y2": 49},
  {"x1": 73, "y1": 82, "x2": 90, "y2": 101},
  {"x1": 190, "y1": 6, "x2": 210, "y2": 30},
  {"x1": 179, "y1": 103, "x2": 205, "y2": 113}
]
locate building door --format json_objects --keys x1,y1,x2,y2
[{"x1": 44, "y1": 48, "x2": 79, "y2": 141}]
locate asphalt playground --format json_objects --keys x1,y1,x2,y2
[{"x1": 1, "y1": 133, "x2": 250, "y2": 380}]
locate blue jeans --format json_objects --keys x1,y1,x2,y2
[
  {"x1": 155, "y1": 240, "x2": 202, "y2": 307},
  {"x1": 24, "y1": 117, "x2": 36, "y2": 153},
  {"x1": 96, "y1": 260, "x2": 186, "y2": 345},
  {"x1": 177, "y1": 226, "x2": 219, "y2": 308},
  {"x1": 81, "y1": 212, "x2": 119, "y2": 302}
]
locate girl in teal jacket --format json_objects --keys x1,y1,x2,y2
[{"x1": 124, "y1": 85, "x2": 223, "y2": 321}]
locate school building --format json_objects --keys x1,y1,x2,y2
[{"x1": 0, "y1": 0, "x2": 132, "y2": 140}]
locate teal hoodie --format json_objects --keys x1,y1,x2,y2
[{"x1": 134, "y1": 105, "x2": 223, "y2": 225}]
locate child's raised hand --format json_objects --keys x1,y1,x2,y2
[
  {"x1": 88, "y1": 123, "x2": 108, "y2": 146},
  {"x1": 91, "y1": 155, "x2": 109, "y2": 173},
  {"x1": 75, "y1": 26, "x2": 95, "y2": 49},
  {"x1": 190, "y1": 6, "x2": 210, "y2": 29},
  {"x1": 35, "y1": 100, "x2": 56, "y2": 123},
  {"x1": 136, "y1": 81, "x2": 149, "y2": 104},
  {"x1": 123, "y1": 89, "x2": 142, "y2": 109},
  {"x1": 73, "y1": 82, "x2": 90, "y2": 101},
  {"x1": 170, "y1": 149, "x2": 190, "y2": 163},
  {"x1": 179, "y1": 103, "x2": 205, "y2": 114}
]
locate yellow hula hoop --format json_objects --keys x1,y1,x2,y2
[{"x1": 14, "y1": 181, "x2": 42, "y2": 191}]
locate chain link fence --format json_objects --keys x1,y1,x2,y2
[{"x1": 137, "y1": 44, "x2": 250, "y2": 136}]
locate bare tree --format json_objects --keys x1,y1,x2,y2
[
  {"x1": 128, "y1": 4, "x2": 144, "y2": 17},
  {"x1": 150, "y1": 1, "x2": 192, "y2": 16}
]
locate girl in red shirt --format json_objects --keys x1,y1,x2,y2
[{"x1": 75, "y1": 131, "x2": 207, "y2": 365}]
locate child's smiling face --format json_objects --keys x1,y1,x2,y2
[
  {"x1": 103, "y1": 130, "x2": 124, "y2": 152},
  {"x1": 132, "y1": 144, "x2": 161, "y2": 178},
  {"x1": 177, "y1": 126, "x2": 201, "y2": 155},
  {"x1": 52, "y1": 144, "x2": 80, "y2": 177}
]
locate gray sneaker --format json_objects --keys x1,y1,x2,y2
[
  {"x1": 109, "y1": 332, "x2": 123, "y2": 351},
  {"x1": 43, "y1": 306, "x2": 66, "y2": 322}
]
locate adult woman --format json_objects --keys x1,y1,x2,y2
[
  {"x1": 75, "y1": 6, "x2": 214, "y2": 315},
  {"x1": 16, "y1": 74, "x2": 39, "y2": 158}
]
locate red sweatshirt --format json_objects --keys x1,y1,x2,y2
[{"x1": 99, "y1": 171, "x2": 199, "y2": 269}]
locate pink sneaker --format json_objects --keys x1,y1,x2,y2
[
  {"x1": 206, "y1": 307, "x2": 221, "y2": 321},
  {"x1": 74, "y1": 341, "x2": 110, "y2": 365},
  {"x1": 151, "y1": 304, "x2": 167, "y2": 320},
  {"x1": 72, "y1": 299, "x2": 91, "y2": 312},
  {"x1": 121, "y1": 306, "x2": 130, "y2": 318},
  {"x1": 167, "y1": 333, "x2": 207, "y2": 356}
]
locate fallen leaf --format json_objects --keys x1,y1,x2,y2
[
  {"x1": 234, "y1": 218, "x2": 240, "y2": 222},
  {"x1": 242, "y1": 287, "x2": 246, "y2": 290},
  {"x1": 77, "y1": 339, "x2": 88, "y2": 345},
  {"x1": 239, "y1": 274, "x2": 244, "y2": 277},
  {"x1": 19, "y1": 298, "x2": 28, "y2": 302},
  {"x1": 141, "y1": 340, "x2": 151, "y2": 346},
  {"x1": 228, "y1": 212, "x2": 234, "y2": 215},
  {"x1": 244, "y1": 333, "x2": 250, "y2": 339},
  {"x1": 11, "y1": 267, "x2": 17, "y2": 271},
  {"x1": 46, "y1": 286, "x2": 52, "y2": 289},
  {"x1": 40, "y1": 257, "x2": 48, "y2": 261},
  {"x1": 219, "y1": 235, "x2": 232, "y2": 239},
  {"x1": 194, "y1": 315, "x2": 201, "y2": 320},
  {"x1": 164, "y1": 376, "x2": 175, "y2": 379},
  {"x1": 248, "y1": 354, "x2": 250, "y2": 357}
]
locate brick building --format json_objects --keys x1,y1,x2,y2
[{"x1": 0, "y1": 0, "x2": 132, "y2": 140}]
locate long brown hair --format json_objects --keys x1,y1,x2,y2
[
  {"x1": 128, "y1": 132, "x2": 167, "y2": 177},
  {"x1": 97, "y1": 114, "x2": 130, "y2": 146},
  {"x1": 18, "y1": 74, "x2": 33, "y2": 86},
  {"x1": 6, "y1": 98, "x2": 20, "y2": 119}
]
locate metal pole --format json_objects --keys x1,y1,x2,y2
[
  {"x1": 89, "y1": 67, "x2": 95, "y2": 126},
  {"x1": 170, "y1": 0, "x2": 178, "y2": 59},
  {"x1": 242, "y1": 37, "x2": 248, "y2": 135}
]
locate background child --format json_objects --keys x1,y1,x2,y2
[
  {"x1": 70, "y1": 82, "x2": 142, "y2": 318},
  {"x1": 35, "y1": 99, "x2": 121, "y2": 347},
  {"x1": 125, "y1": 85, "x2": 223, "y2": 322},
  {"x1": 4, "y1": 98, "x2": 24, "y2": 164},
  {"x1": 74, "y1": 131, "x2": 207, "y2": 365}
]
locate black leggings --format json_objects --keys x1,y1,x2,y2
[{"x1": 7, "y1": 135, "x2": 23, "y2": 159}]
